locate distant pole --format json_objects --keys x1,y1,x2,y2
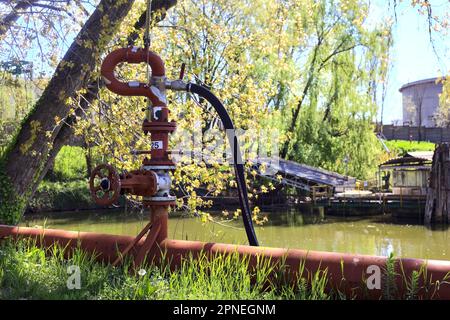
[{"x1": 343, "y1": 155, "x2": 349, "y2": 177}]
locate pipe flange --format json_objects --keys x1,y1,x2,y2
[
  {"x1": 143, "y1": 165, "x2": 176, "y2": 170},
  {"x1": 145, "y1": 196, "x2": 176, "y2": 201},
  {"x1": 143, "y1": 196, "x2": 177, "y2": 207}
]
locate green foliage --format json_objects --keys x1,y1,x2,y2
[
  {"x1": 0, "y1": 75, "x2": 40, "y2": 157},
  {"x1": 405, "y1": 270, "x2": 420, "y2": 300},
  {"x1": 0, "y1": 238, "x2": 115, "y2": 299},
  {"x1": 384, "y1": 140, "x2": 436, "y2": 156},
  {"x1": 0, "y1": 76, "x2": 35, "y2": 120},
  {"x1": 291, "y1": 108, "x2": 382, "y2": 179},
  {"x1": 0, "y1": 76, "x2": 44, "y2": 224},
  {"x1": 0, "y1": 163, "x2": 25, "y2": 225},
  {"x1": 51, "y1": 146, "x2": 88, "y2": 181},
  {"x1": 76, "y1": 0, "x2": 285, "y2": 220},
  {"x1": 71, "y1": 0, "x2": 393, "y2": 221},
  {"x1": 29, "y1": 180, "x2": 94, "y2": 212},
  {"x1": 436, "y1": 76, "x2": 449, "y2": 127},
  {"x1": 382, "y1": 252, "x2": 398, "y2": 300},
  {"x1": 0, "y1": 0, "x2": 396, "y2": 220}
]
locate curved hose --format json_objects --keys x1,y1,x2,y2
[{"x1": 187, "y1": 83, "x2": 259, "y2": 246}]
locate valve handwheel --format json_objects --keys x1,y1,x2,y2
[{"x1": 89, "y1": 164, "x2": 121, "y2": 206}]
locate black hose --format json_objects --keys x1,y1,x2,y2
[{"x1": 187, "y1": 83, "x2": 259, "y2": 246}]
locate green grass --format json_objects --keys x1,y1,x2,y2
[
  {"x1": 1, "y1": 239, "x2": 448, "y2": 300},
  {"x1": 384, "y1": 140, "x2": 436, "y2": 156},
  {"x1": 382, "y1": 253, "x2": 398, "y2": 300},
  {"x1": 0, "y1": 238, "x2": 333, "y2": 300}
]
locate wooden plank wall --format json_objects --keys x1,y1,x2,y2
[
  {"x1": 380, "y1": 125, "x2": 450, "y2": 143},
  {"x1": 425, "y1": 143, "x2": 450, "y2": 224}
]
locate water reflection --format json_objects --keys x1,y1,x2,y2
[{"x1": 22, "y1": 208, "x2": 450, "y2": 261}]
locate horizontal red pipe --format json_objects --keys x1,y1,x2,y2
[
  {"x1": 0, "y1": 225, "x2": 136, "y2": 261},
  {"x1": 1, "y1": 225, "x2": 450, "y2": 299},
  {"x1": 158, "y1": 239, "x2": 450, "y2": 299}
]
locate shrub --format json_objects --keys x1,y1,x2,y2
[
  {"x1": 28, "y1": 180, "x2": 94, "y2": 212},
  {"x1": 51, "y1": 146, "x2": 87, "y2": 181}
]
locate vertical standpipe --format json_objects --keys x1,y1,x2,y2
[{"x1": 100, "y1": 45, "x2": 177, "y2": 223}]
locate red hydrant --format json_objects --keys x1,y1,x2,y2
[{"x1": 89, "y1": 46, "x2": 178, "y2": 265}]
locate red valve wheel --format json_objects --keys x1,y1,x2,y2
[{"x1": 89, "y1": 164, "x2": 121, "y2": 206}]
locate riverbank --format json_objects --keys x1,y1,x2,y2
[
  {"x1": 28, "y1": 180, "x2": 94, "y2": 213},
  {"x1": 26, "y1": 179, "x2": 283, "y2": 213},
  {"x1": 26, "y1": 181, "x2": 427, "y2": 224},
  {"x1": 1, "y1": 237, "x2": 436, "y2": 300},
  {"x1": 0, "y1": 238, "x2": 332, "y2": 300}
]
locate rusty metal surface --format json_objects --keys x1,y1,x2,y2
[
  {"x1": 253, "y1": 157, "x2": 356, "y2": 190},
  {"x1": 120, "y1": 170, "x2": 158, "y2": 197},
  {"x1": 134, "y1": 222, "x2": 161, "y2": 266},
  {"x1": 93, "y1": 48, "x2": 177, "y2": 264},
  {"x1": 112, "y1": 221, "x2": 153, "y2": 267},
  {"x1": 100, "y1": 47, "x2": 165, "y2": 104},
  {"x1": 89, "y1": 164, "x2": 121, "y2": 206}
]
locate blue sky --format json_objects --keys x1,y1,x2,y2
[{"x1": 371, "y1": 0, "x2": 449, "y2": 124}]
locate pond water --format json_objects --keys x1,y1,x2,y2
[{"x1": 21, "y1": 209, "x2": 450, "y2": 261}]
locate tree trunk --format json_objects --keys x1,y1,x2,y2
[
  {"x1": 84, "y1": 141, "x2": 93, "y2": 178},
  {"x1": 424, "y1": 143, "x2": 450, "y2": 224},
  {"x1": 0, "y1": 0, "x2": 137, "y2": 224},
  {"x1": 0, "y1": 0, "x2": 178, "y2": 223},
  {"x1": 32, "y1": 0, "x2": 177, "y2": 197}
]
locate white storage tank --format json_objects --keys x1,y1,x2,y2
[{"x1": 400, "y1": 77, "x2": 443, "y2": 127}]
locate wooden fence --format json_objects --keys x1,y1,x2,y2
[{"x1": 379, "y1": 125, "x2": 450, "y2": 143}]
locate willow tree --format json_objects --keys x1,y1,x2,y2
[
  {"x1": 265, "y1": 0, "x2": 392, "y2": 179},
  {"x1": 0, "y1": 0, "x2": 179, "y2": 224}
]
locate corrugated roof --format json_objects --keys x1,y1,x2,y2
[
  {"x1": 406, "y1": 151, "x2": 434, "y2": 161},
  {"x1": 254, "y1": 157, "x2": 356, "y2": 187},
  {"x1": 379, "y1": 151, "x2": 433, "y2": 167}
]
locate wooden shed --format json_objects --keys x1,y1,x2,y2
[{"x1": 379, "y1": 151, "x2": 433, "y2": 196}]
